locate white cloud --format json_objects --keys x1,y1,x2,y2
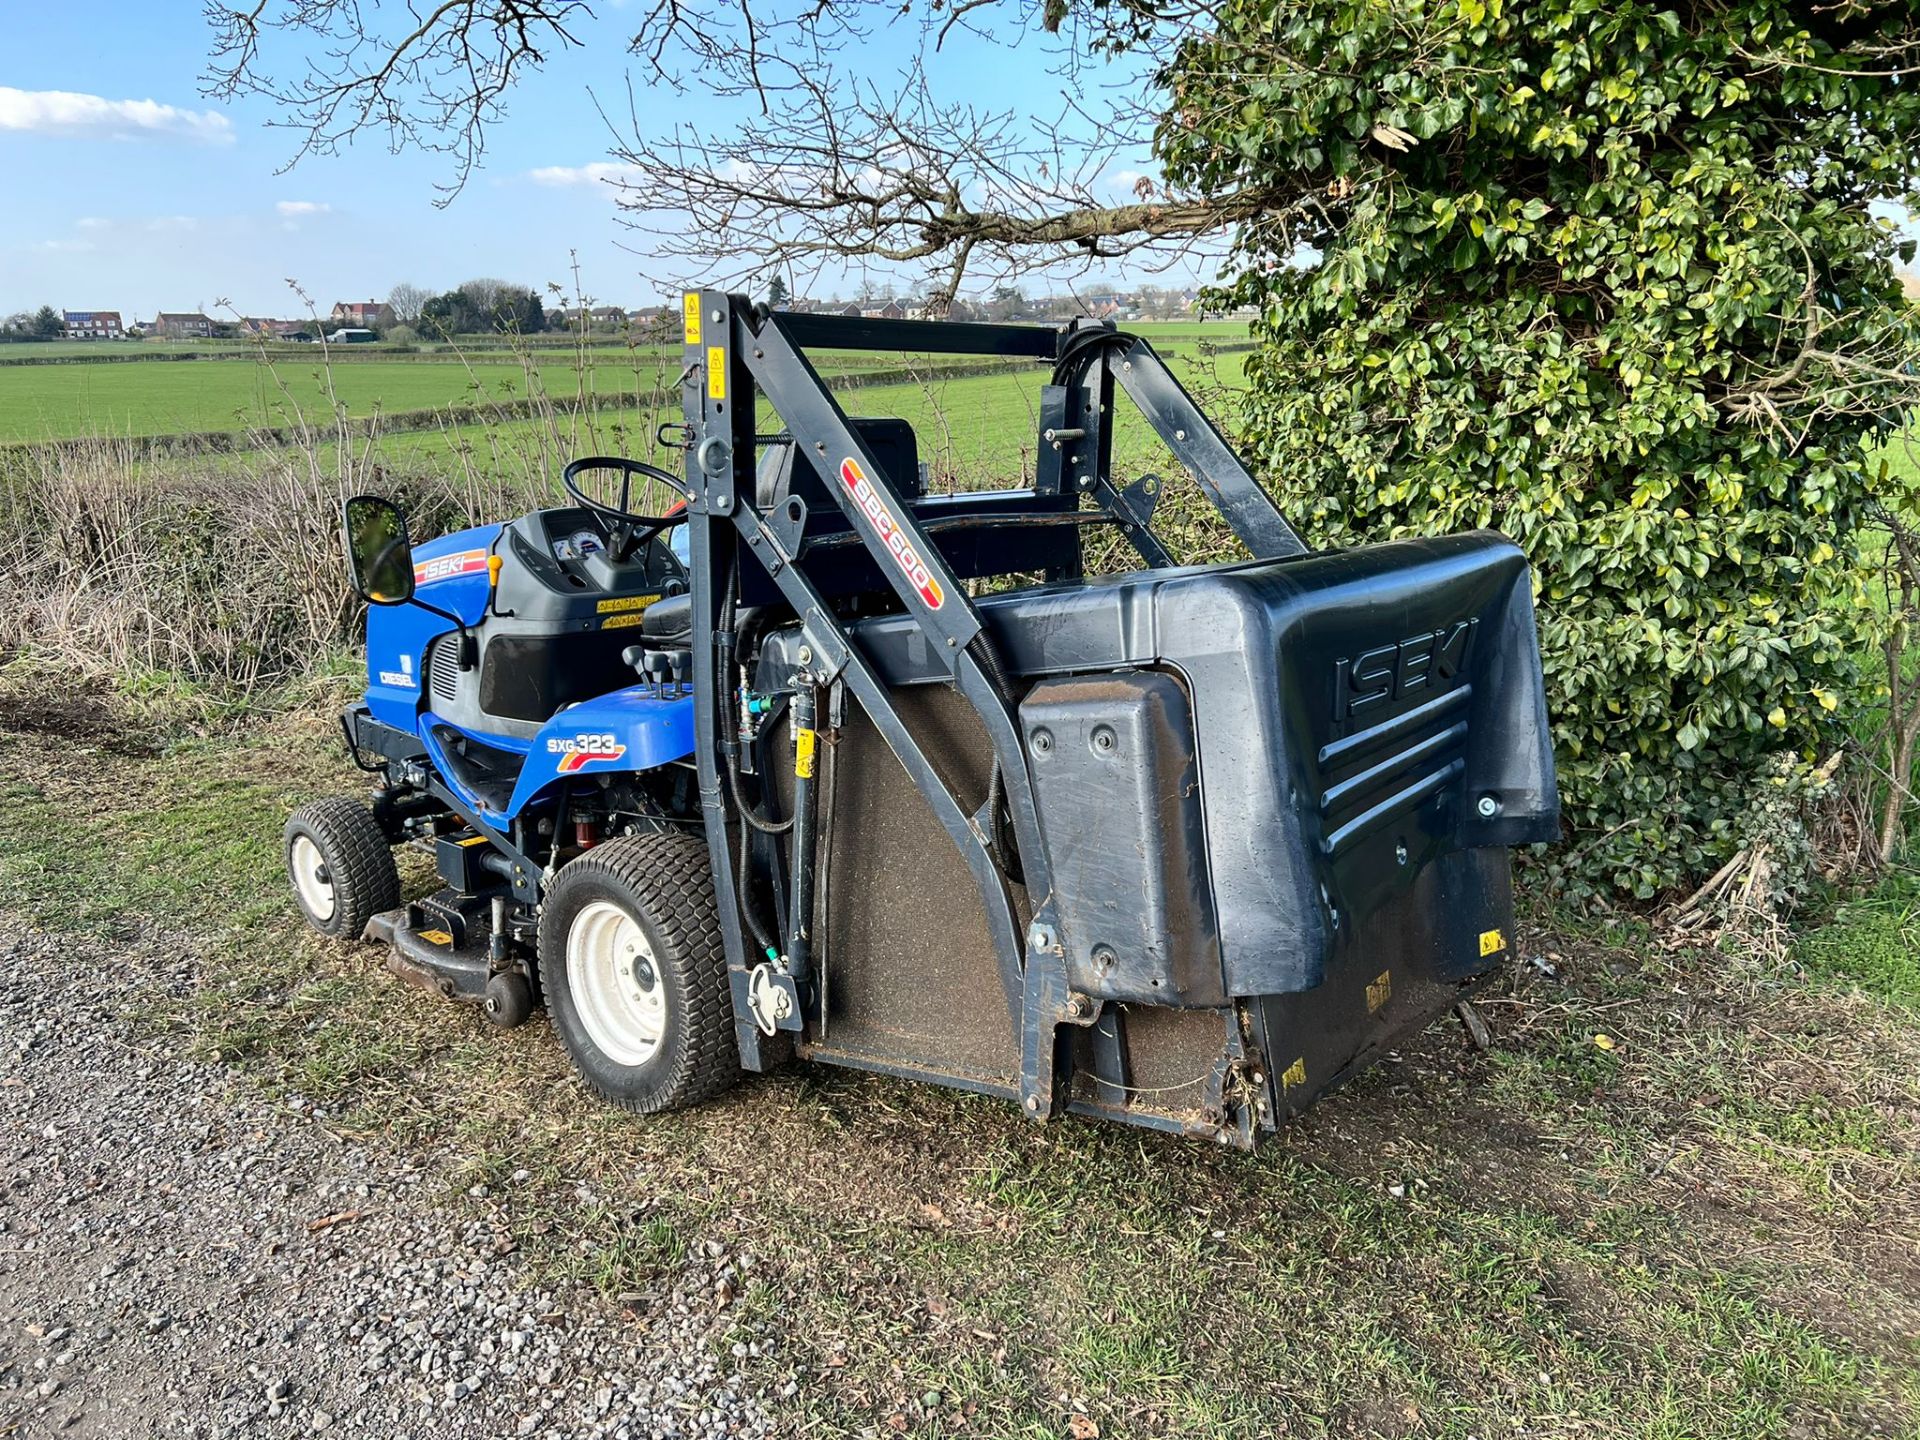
[
  {"x1": 527, "y1": 162, "x2": 644, "y2": 188},
  {"x1": 276, "y1": 200, "x2": 331, "y2": 218},
  {"x1": 0, "y1": 86, "x2": 233, "y2": 145}
]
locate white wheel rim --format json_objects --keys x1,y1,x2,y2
[
  {"x1": 290, "y1": 834, "x2": 336, "y2": 921},
  {"x1": 566, "y1": 900, "x2": 669, "y2": 1067}
]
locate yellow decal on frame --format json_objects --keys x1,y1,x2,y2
[
  {"x1": 1366, "y1": 970, "x2": 1392, "y2": 1013},
  {"x1": 682, "y1": 292, "x2": 702, "y2": 345},
  {"x1": 1479, "y1": 927, "x2": 1507, "y2": 957},
  {"x1": 795, "y1": 728, "x2": 818, "y2": 779},
  {"x1": 707, "y1": 346, "x2": 727, "y2": 400}
]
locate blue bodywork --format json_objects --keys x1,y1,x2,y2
[
  {"x1": 364, "y1": 523, "x2": 501, "y2": 731},
  {"x1": 364, "y1": 521, "x2": 694, "y2": 828}
]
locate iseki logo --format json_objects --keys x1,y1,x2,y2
[{"x1": 1332, "y1": 619, "x2": 1477, "y2": 722}]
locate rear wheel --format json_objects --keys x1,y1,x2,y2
[
  {"x1": 284, "y1": 797, "x2": 400, "y2": 940},
  {"x1": 537, "y1": 833, "x2": 737, "y2": 1113}
]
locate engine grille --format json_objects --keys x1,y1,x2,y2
[{"x1": 427, "y1": 635, "x2": 462, "y2": 707}]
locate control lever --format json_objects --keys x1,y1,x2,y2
[
  {"x1": 643, "y1": 651, "x2": 673, "y2": 700},
  {"x1": 620, "y1": 644, "x2": 691, "y2": 701}
]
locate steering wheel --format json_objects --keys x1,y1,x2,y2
[{"x1": 562, "y1": 456, "x2": 689, "y2": 560}]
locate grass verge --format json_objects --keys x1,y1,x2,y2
[{"x1": 0, "y1": 674, "x2": 1915, "y2": 1439}]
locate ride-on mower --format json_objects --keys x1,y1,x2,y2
[{"x1": 286, "y1": 294, "x2": 1558, "y2": 1146}]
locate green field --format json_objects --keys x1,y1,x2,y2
[
  {"x1": 0, "y1": 321, "x2": 1251, "y2": 446},
  {"x1": 0, "y1": 353, "x2": 672, "y2": 440}
]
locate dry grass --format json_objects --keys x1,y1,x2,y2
[{"x1": 0, "y1": 434, "x2": 560, "y2": 705}]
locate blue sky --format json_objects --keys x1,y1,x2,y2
[{"x1": 0, "y1": 4, "x2": 1165, "y2": 319}]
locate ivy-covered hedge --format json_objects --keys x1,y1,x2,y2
[{"x1": 1159, "y1": 0, "x2": 1920, "y2": 896}]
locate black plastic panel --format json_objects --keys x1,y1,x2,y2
[
  {"x1": 1020, "y1": 672, "x2": 1223, "y2": 1007},
  {"x1": 479, "y1": 631, "x2": 640, "y2": 723},
  {"x1": 760, "y1": 530, "x2": 1557, "y2": 999}
]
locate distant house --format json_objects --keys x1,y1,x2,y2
[
  {"x1": 860, "y1": 301, "x2": 907, "y2": 321},
  {"x1": 329, "y1": 299, "x2": 393, "y2": 328},
  {"x1": 270, "y1": 319, "x2": 313, "y2": 340},
  {"x1": 150, "y1": 311, "x2": 214, "y2": 339},
  {"x1": 560, "y1": 305, "x2": 634, "y2": 328},
  {"x1": 62, "y1": 310, "x2": 123, "y2": 339},
  {"x1": 239, "y1": 317, "x2": 280, "y2": 338}
]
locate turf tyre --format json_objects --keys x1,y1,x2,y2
[
  {"x1": 284, "y1": 797, "x2": 400, "y2": 940},
  {"x1": 537, "y1": 832, "x2": 737, "y2": 1113}
]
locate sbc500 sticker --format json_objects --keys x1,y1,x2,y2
[{"x1": 838, "y1": 457, "x2": 944, "y2": 610}]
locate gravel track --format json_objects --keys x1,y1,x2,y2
[{"x1": 0, "y1": 919, "x2": 776, "y2": 1439}]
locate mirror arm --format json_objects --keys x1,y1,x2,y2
[{"x1": 406, "y1": 595, "x2": 478, "y2": 666}]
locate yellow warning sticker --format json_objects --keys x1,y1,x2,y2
[
  {"x1": 794, "y1": 727, "x2": 817, "y2": 779},
  {"x1": 682, "y1": 292, "x2": 702, "y2": 345},
  {"x1": 601, "y1": 613, "x2": 647, "y2": 630},
  {"x1": 1479, "y1": 927, "x2": 1507, "y2": 957},
  {"x1": 1366, "y1": 970, "x2": 1392, "y2": 1013},
  {"x1": 457, "y1": 835, "x2": 488, "y2": 848},
  {"x1": 419, "y1": 929, "x2": 453, "y2": 946},
  {"x1": 707, "y1": 346, "x2": 727, "y2": 400},
  {"x1": 1280, "y1": 1057, "x2": 1307, "y2": 1092},
  {"x1": 597, "y1": 593, "x2": 661, "y2": 615}
]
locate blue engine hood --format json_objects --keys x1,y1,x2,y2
[
  {"x1": 410, "y1": 522, "x2": 504, "y2": 626},
  {"x1": 361, "y1": 522, "x2": 503, "y2": 730}
]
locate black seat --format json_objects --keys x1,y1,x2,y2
[
  {"x1": 641, "y1": 593, "x2": 693, "y2": 647},
  {"x1": 755, "y1": 417, "x2": 923, "y2": 514}
]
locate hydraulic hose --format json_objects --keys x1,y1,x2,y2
[
  {"x1": 726, "y1": 752, "x2": 794, "y2": 835},
  {"x1": 716, "y1": 563, "x2": 784, "y2": 959},
  {"x1": 735, "y1": 821, "x2": 777, "y2": 957}
]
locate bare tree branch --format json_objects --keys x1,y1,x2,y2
[
  {"x1": 606, "y1": 57, "x2": 1330, "y2": 303},
  {"x1": 201, "y1": 0, "x2": 596, "y2": 202}
]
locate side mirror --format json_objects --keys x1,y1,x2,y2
[{"x1": 342, "y1": 495, "x2": 414, "y2": 606}]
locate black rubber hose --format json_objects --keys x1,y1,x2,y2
[
  {"x1": 735, "y1": 822, "x2": 777, "y2": 956},
  {"x1": 1049, "y1": 327, "x2": 1132, "y2": 388},
  {"x1": 726, "y1": 753, "x2": 794, "y2": 835},
  {"x1": 966, "y1": 631, "x2": 1017, "y2": 709}
]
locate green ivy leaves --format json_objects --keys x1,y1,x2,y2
[{"x1": 1160, "y1": 0, "x2": 1920, "y2": 898}]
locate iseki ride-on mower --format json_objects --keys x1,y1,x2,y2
[{"x1": 286, "y1": 293, "x2": 1558, "y2": 1147}]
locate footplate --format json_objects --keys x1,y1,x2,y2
[{"x1": 365, "y1": 888, "x2": 496, "y2": 1001}]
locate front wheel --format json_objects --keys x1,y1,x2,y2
[
  {"x1": 537, "y1": 833, "x2": 737, "y2": 1114},
  {"x1": 284, "y1": 797, "x2": 400, "y2": 940}
]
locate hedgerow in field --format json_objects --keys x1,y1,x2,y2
[{"x1": 1161, "y1": 0, "x2": 1920, "y2": 897}]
